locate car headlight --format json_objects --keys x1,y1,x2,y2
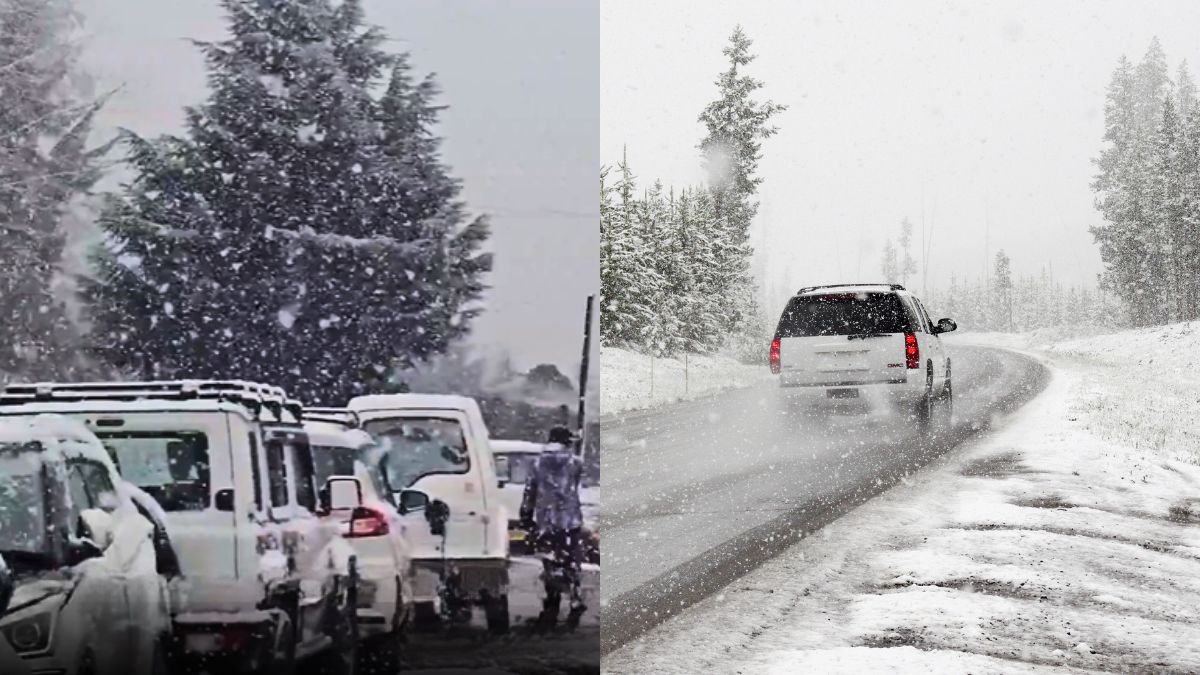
[{"x1": 2, "y1": 612, "x2": 52, "y2": 654}]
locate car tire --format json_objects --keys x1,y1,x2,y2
[
  {"x1": 317, "y1": 572, "x2": 360, "y2": 675},
  {"x1": 359, "y1": 588, "x2": 404, "y2": 675},
  {"x1": 412, "y1": 601, "x2": 440, "y2": 633},
  {"x1": 913, "y1": 368, "x2": 934, "y2": 434},
  {"x1": 482, "y1": 590, "x2": 510, "y2": 635}
]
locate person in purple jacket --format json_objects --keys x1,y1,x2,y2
[{"x1": 520, "y1": 425, "x2": 587, "y2": 629}]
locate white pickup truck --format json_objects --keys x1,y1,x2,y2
[{"x1": 347, "y1": 394, "x2": 511, "y2": 634}]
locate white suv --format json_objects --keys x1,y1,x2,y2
[
  {"x1": 304, "y1": 413, "x2": 415, "y2": 674},
  {"x1": 0, "y1": 381, "x2": 362, "y2": 675},
  {"x1": 769, "y1": 284, "x2": 956, "y2": 429}
]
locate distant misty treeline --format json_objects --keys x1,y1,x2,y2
[
  {"x1": 600, "y1": 27, "x2": 784, "y2": 360},
  {"x1": 1092, "y1": 38, "x2": 1200, "y2": 326},
  {"x1": 1, "y1": 0, "x2": 491, "y2": 404},
  {"x1": 923, "y1": 251, "x2": 1125, "y2": 334}
]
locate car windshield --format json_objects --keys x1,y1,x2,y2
[
  {"x1": 362, "y1": 417, "x2": 470, "y2": 490},
  {"x1": 98, "y1": 431, "x2": 211, "y2": 511},
  {"x1": 312, "y1": 444, "x2": 390, "y2": 499},
  {"x1": 776, "y1": 292, "x2": 912, "y2": 337},
  {"x1": 0, "y1": 449, "x2": 47, "y2": 555}
]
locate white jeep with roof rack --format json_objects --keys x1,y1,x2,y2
[
  {"x1": 0, "y1": 381, "x2": 362, "y2": 675},
  {"x1": 769, "y1": 284, "x2": 956, "y2": 431}
]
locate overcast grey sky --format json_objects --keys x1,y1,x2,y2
[
  {"x1": 77, "y1": 0, "x2": 599, "y2": 375},
  {"x1": 601, "y1": 0, "x2": 1200, "y2": 314}
]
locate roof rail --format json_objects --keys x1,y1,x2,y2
[
  {"x1": 796, "y1": 283, "x2": 905, "y2": 295},
  {"x1": 302, "y1": 407, "x2": 361, "y2": 429},
  {"x1": 0, "y1": 380, "x2": 303, "y2": 422}
]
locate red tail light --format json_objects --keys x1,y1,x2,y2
[
  {"x1": 769, "y1": 337, "x2": 781, "y2": 374},
  {"x1": 348, "y1": 506, "x2": 389, "y2": 538},
  {"x1": 904, "y1": 332, "x2": 919, "y2": 369}
]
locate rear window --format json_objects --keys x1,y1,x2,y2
[
  {"x1": 776, "y1": 292, "x2": 913, "y2": 337},
  {"x1": 99, "y1": 431, "x2": 211, "y2": 512},
  {"x1": 362, "y1": 417, "x2": 470, "y2": 489}
]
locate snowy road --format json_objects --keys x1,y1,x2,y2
[{"x1": 600, "y1": 346, "x2": 1049, "y2": 652}]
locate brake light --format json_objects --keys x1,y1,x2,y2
[
  {"x1": 348, "y1": 506, "x2": 389, "y2": 538},
  {"x1": 769, "y1": 337, "x2": 781, "y2": 374},
  {"x1": 904, "y1": 332, "x2": 919, "y2": 369}
]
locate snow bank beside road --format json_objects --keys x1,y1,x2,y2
[
  {"x1": 601, "y1": 347, "x2": 769, "y2": 416},
  {"x1": 605, "y1": 324, "x2": 1200, "y2": 673}
]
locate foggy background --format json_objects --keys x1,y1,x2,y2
[
  {"x1": 601, "y1": 0, "x2": 1200, "y2": 315},
  {"x1": 78, "y1": 0, "x2": 599, "y2": 375}
]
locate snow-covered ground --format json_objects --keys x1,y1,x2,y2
[
  {"x1": 600, "y1": 347, "x2": 770, "y2": 416},
  {"x1": 605, "y1": 323, "x2": 1200, "y2": 673}
]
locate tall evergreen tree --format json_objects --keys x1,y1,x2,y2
[
  {"x1": 898, "y1": 217, "x2": 917, "y2": 286},
  {"x1": 85, "y1": 0, "x2": 491, "y2": 404},
  {"x1": 0, "y1": 0, "x2": 107, "y2": 380},
  {"x1": 880, "y1": 239, "x2": 899, "y2": 282},
  {"x1": 697, "y1": 26, "x2": 786, "y2": 339}
]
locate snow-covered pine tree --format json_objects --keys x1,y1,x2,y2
[
  {"x1": 1092, "y1": 54, "x2": 1148, "y2": 325},
  {"x1": 898, "y1": 217, "x2": 917, "y2": 287},
  {"x1": 880, "y1": 239, "x2": 899, "y2": 283},
  {"x1": 0, "y1": 0, "x2": 108, "y2": 380},
  {"x1": 599, "y1": 151, "x2": 655, "y2": 347},
  {"x1": 697, "y1": 26, "x2": 785, "y2": 341},
  {"x1": 993, "y1": 251, "x2": 1012, "y2": 332},
  {"x1": 85, "y1": 0, "x2": 491, "y2": 404},
  {"x1": 1179, "y1": 90, "x2": 1200, "y2": 320},
  {"x1": 639, "y1": 180, "x2": 672, "y2": 355}
]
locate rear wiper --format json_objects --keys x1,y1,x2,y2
[{"x1": 847, "y1": 332, "x2": 890, "y2": 340}]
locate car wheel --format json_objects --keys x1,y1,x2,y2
[
  {"x1": 412, "y1": 601, "x2": 440, "y2": 633},
  {"x1": 150, "y1": 635, "x2": 171, "y2": 675},
  {"x1": 359, "y1": 589, "x2": 404, "y2": 675},
  {"x1": 914, "y1": 369, "x2": 934, "y2": 434},
  {"x1": 317, "y1": 573, "x2": 359, "y2": 675},
  {"x1": 482, "y1": 590, "x2": 510, "y2": 635}
]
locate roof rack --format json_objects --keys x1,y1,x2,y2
[
  {"x1": 796, "y1": 283, "x2": 905, "y2": 295},
  {"x1": 0, "y1": 380, "x2": 303, "y2": 422},
  {"x1": 302, "y1": 407, "x2": 361, "y2": 429}
]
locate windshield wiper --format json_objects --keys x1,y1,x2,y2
[{"x1": 847, "y1": 332, "x2": 890, "y2": 340}]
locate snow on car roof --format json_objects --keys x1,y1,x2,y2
[
  {"x1": 798, "y1": 285, "x2": 903, "y2": 297},
  {"x1": 490, "y1": 440, "x2": 544, "y2": 455},
  {"x1": 0, "y1": 398, "x2": 295, "y2": 422},
  {"x1": 347, "y1": 393, "x2": 481, "y2": 414},
  {"x1": 0, "y1": 414, "x2": 116, "y2": 471},
  {"x1": 303, "y1": 420, "x2": 375, "y2": 449}
]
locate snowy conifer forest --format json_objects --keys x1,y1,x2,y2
[
  {"x1": 600, "y1": 27, "x2": 784, "y2": 362},
  {"x1": 0, "y1": 0, "x2": 492, "y2": 405}
]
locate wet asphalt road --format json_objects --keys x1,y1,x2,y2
[{"x1": 599, "y1": 345, "x2": 1049, "y2": 653}]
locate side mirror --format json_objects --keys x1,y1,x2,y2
[
  {"x1": 934, "y1": 318, "x2": 957, "y2": 334},
  {"x1": 494, "y1": 456, "x2": 510, "y2": 488},
  {"x1": 214, "y1": 488, "x2": 235, "y2": 512},
  {"x1": 0, "y1": 555, "x2": 12, "y2": 614},
  {"x1": 323, "y1": 477, "x2": 363, "y2": 513},
  {"x1": 397, "y1": 489, "x2": 429, "y2": 516}
]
